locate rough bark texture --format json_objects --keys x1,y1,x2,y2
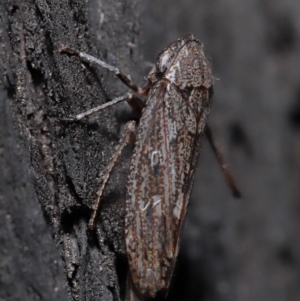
[
  {"x1": 142, "y1": 1, "x2": 300, "y2": 301},
  {"x1": 0, "y1": 0, "x2": 142, "y2": 301},
  {"x1": 1, "y1": 0, "x2": 300, "y2": 301}
]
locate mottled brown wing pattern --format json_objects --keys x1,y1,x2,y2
[{"x1": 125, "y1": 79, "x2": 211, "y2": 298}]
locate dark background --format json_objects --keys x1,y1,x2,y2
[
  {"x1": 141, "y1": 1, "x2": 300, "y2": 301},
  {"x1": 1, "y1": 0, "x2": 299, "y2": 301}
]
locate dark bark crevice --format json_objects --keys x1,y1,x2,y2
[{"x1": 0, "y1": 1, "x2": 143, "y2": 300}]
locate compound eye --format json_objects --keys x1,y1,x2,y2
[{"x1": 156, "y1": 50, "x2": 172, "y2": 73}]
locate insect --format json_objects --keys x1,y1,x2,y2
[{"x1": 60, "y1": 34, "x2": 240, "y2": 299}]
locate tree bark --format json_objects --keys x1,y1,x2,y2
[{"x1": 0, "y1": 1, "x2": 142, "y2": 301}]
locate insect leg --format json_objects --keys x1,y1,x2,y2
[
  {"x1": 62, "y1": 93, "x2": 145, "y2": 121},
  {"x1": 205, "y1": 125, "x2": 241, "y2": 198},
  {"x1": 60, "y1": 46, "x2": 151, "y2": 96},
  {"x1": 88, "y1": 120, "x2": 136, "y2": 229}
]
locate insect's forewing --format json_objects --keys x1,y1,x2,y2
[{"x1": 125, "y1": 80, "x2": 211, "y2": 298}]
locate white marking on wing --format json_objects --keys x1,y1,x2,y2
[
  {"x1": 139, "y1": 201, "x2": 150, "y2": 212},
  {"x1": 154, "y1": 199, "x2": 161, "y2": 206},
  {"x1": 152, "y1": 195, "x2": 161, "y2": 206},
  {"x1": 173, "y1": 200, "x2": 183, "y2": 219},
  {"x1": 151, "y1": 150, "x2": 161, "y2": 166}
]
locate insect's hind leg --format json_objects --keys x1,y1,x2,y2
[
  {"x1": 88, "y1": 120, "x2": 136, "y2": 229},
  {"x1": 205, "y1": 125, "x2": 241, "y2": 198},
  {"x1": 60, "y1": 46, "x2": 151, "y2": 97}
]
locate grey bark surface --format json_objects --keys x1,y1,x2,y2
[
  {"x1": 2, "y1": 1, "x2": 300, "y2": 301},
  {"x1": 0, "y1": 0, "x2": 142, "y2": 301},
  {"x1": 142, "y1": 1, "x2": 300, "y2": 301}
]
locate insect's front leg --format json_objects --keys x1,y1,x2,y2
[
  {"x1": 88, "y1": 120, "x2": 136, "y2": 229},
  {"x1": 60, "y1": 46, "x2": 151, "y2": 97}
]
